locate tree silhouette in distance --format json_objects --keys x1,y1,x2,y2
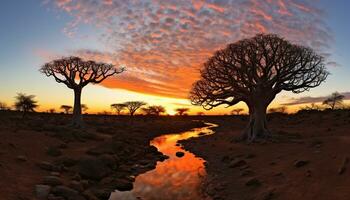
[
  {"x1": 60, "y1": 105, "x2": 72, "y2": 114},
  {"x1": 231, "y1": 108, "x2": 244, "y2": 115},
  {"x1": 175, "y1": 108, "x2": 190, "y2": 116},
  {"x1": 14, "y1": 93, "x2": 38, "y2": 118},
  {"x1": 142, "y1": 105, "x2": 166, "y2": 116},
  {"x1": 190, "y1": 34, "x2": 328, "y2": 142},
  {"x1": 323, "y1": 92, "x2": 345, "y2": 110},
  {"x1": 40, "y1": 56, "x2": 124, "y2": 127},
  {"x1": 124, "y1": 101, "x2": 146, "y2": 116},
  {"x1": 111, "y1": 103, "x2": 126, "y2": 115}
]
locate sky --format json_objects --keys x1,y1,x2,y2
[{"x1": 0, "y1": 0, "x2": 349, "y2": 115}]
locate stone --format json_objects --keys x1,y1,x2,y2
[
  {"x1": 16, "y1": 155, "x2": 27, "y2": 162},
  {"x1": 43, "y1": 176, "x2": 63, "y2": 186},
  {"x1": 175, "y1": 151, "x2": 185, "y2": 157},
  {"x1": 35, "y1": 184, "x2": 51, "y2": 200},
  {"x1": 47, "y1": 146, "x2": 62, "y2": 157},
  {"x1": 294, "y1": 160, "x2": 309, "y2": 168},
  {"x1": 37, "y1": 161, "x2": 55, "y2": 171},
  {"x1": 70, "y1": 180, "x2": 84, "y2": 192},
  {"x1": 75, "y1": 156, "x2": 110, "y2": 180},
  {"x1": 229, "y1": 159, "x2": 247, "y2": 168},
  {"x1": 113, "y1": 178, "x2": 133, "y2": 191}
]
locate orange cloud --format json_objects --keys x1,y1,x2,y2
[{"x1": 46, "y1": 0, "x2": 332, "y2": 99}]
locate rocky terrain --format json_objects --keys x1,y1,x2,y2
[
  {"x1": 181, "y1": 110, "x2": 350, "y2": 200},
  {"x1": 0, "y1": 111, "x2": 205, "y2": 200}
]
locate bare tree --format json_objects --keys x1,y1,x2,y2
[
  {"x1": 190, "y1": 34, "x2": 328, "y2": 141},
  {"x1": 124, "y1": 101, "x2": 146, "y2": 116},
  {"x1": 60, "y1": 105, "x2": 72, "y2": 114},
  {"x1": 40, "y1": 56, "x2": 124, "y2": 127},
  {"x1": 111, "y1": 103, "x2": 126, "y2": 115},
  {"x1": 142, "y1": 105, "x2": 166, "y2": 116},
  {"x1": 175, "y1": 108, "x2": 190, "y2": 116},
  {"x1": 323, "y1": 92, "x2": 345, "y2": 110},
  {"x1": 231, "y1": 108, "x2": 244, "y2": 115},
  {"x1": 14, "y1": 93, "x2": 38, "y2": 118}
]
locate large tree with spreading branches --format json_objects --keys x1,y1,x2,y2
[
  {"x1": 190, "y1": 34, "x2": 328, "y2": 142},
  {"x1": 40, "y1": 56, "x2": 124, "y2": 126}
]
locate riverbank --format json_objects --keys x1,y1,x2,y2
[
  {"x1": 0, "y1": 111, "x2": 205, "y2": 200},
  {"x1": 181, "y1": 111, "x2": 350, "y2": 200}
]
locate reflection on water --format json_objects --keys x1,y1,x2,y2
[{"x1": 110, "y1": 122, "x2": 217, "y2": 200}]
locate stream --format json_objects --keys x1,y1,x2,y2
[{"x1": 109, "y1": 122, "x2": 217, "y2": 200}]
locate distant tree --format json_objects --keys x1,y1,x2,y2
[
  {"x1": 197, "y1": 112, "x2": 205, "y2": 116},
  {"x1": 323, "y1": 92, "x2": 345, "y2": 110},
  {"x1": 231, "y1": 108, "x2": 244, "y2": 115},
  {"x1": 142, "y1": 105, "x2": 166, "y2": 116},
  {"x1": 49, "y1": 108, "x2": 56, "y2": 113},
  {"x1": 110, "y1": 103, "x2": 126, "y2": 115},
  {"x1": 0, "y1": 102, "x2": 8, "y2": 110},
  {"x1": 268, "y1": 106, "x2": 287, "y2": 113},
  {"x1": 14, "y1": 93, "x2": 38, "y2": 118},
  {"x1": 190, "y1": 34, "x2": 328, "y2": 141},
  {"x1": 40, "y1": 56, "x2": 124, "y2": 127},
  {"x1": 175, "y1": 108, "x2": 190, "y2": 116},
  {"x1": 60, "y1": 105, "x2": 72, "y2": 114},
  {"x1": 81, "y1": 104, "x2": 88, "y2": 113},
  {"x1": 124, "y1": 101, "x2": 146, "y2": 116}
]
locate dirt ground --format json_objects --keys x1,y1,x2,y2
[
  {"x1": 0, "y1": 111, "x2": 204, "y2": 200},
  {"x1": 181, "y1": 110, "x2": 350, "y2": 200}
]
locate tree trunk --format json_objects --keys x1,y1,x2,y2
[
  {"x1": 241, "y1": 100, "x2": 270, "y2": 142},
  {"x1": 72, "y1": 87, "x2": 83, "y2": 127}
]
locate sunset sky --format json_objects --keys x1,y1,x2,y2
[{"x1": 0, "y1": 0, "x2": 349, "y2": 115}]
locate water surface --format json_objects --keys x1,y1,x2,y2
[{"x1": 110, "y1": 122, "x2": 217, "y2": 200}]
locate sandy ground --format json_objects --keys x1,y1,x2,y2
[
  {"x1": 0, "y1": 111, "x2": 204, "y2": 200},
  {"x1": 181, "y1": 110, "x2": 350, "y2": 200}
]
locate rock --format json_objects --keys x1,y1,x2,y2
[
  {"x1": 176, "y1": 151, "x2": 185, "y2": 157},
  {"x1": 75, "y1": 156, "x2": 111, "y2": 180},
  {"x1": 50, "y1": 172, "x2": 61, "y2": 177},
  {"x1": 69, "y1": 180, "x2": 84, "y2": 192},
  {"x1": 229, "y1": 159, "x2": 247, "y2": 168},
  {"x1": 54, "y1": 156, "x2": 77, "y2": 167},
  {"x1": 47, "y1": 194, "x2": 65, "y2": 200},
  {"x1": 43, "y1": 176, "x2": 63, "y2": 186},
  {"x1": 37, "y1": 161, "x2": 55, "y2": 171},
  {"x1": 245, "y1": 178, "x2": 262, "y2": 187},
  {"x1": 245, "y1": 154, "x2": 256, "y2": 159},
  {"x1": 240, "y1": 170, "x2": 254, "y2": 177},
  {"x1": 82, "y1": 190, "x2": 99, "y2": 200},
  {"x1": 294, "y1": 160, "x2": 309, "y2": 168},
  {"x1": 16, "y1": 155, "x2": 27, "y2": 162},
  {"x1": 51, "y1": 186, "x2": 84, "y2": 200},
  {"x1": 338, "y1": 156, "x2": 349, "y2": 175},
  {"x1": 35, "y1": 184, "x2": 51, "y2": 200}
]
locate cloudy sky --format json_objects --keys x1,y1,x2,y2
[{"x1": 0, "y1": 0, "x2": 349, "y2": 114}]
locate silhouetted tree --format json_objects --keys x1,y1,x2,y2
[
  {"x1": 268, "y1": 106, "x2": 287, "y2": 113},
  {"x1": 323, "y1": 92, "x2": 344, "y2": 110},
  {"x1": 190, "y1": 34, "x2": 328, "y2": 141},
  {"x1": 40, "y1": 56, "x2": 124, "y2": 127},
  {"x1": 49, "y1": 108, "x2": 56, "y2": 113},
  {"x1": 142, "y1": 105, "x2": 166, "y2": 116},
  {"x1": 0, "y1": 102, "x2": 8, "y2": 110},
  {"x1": 197, "y1": 112, "x2": 205, "y2": 116},
  {"x1": 111, "y1": 103, "x2": 126, "y2": 115},
  {"x1": 124, "y1": 101, "x2": 146, "y2": 116},
  {"x1": 60, "y1": 105, "x2": 72, "y2": 114},
  {"x1": 175, "y1": 108, "x2": 190, "y2": 116},
  {"x1": 81, "y1": 104, "x2": 88, "y2": 113},
  {"x1": 231, "y1": 108, "x2": 244, "y2": 115},
  {"x1": 14, "y1": 93, "x2": 38, "y2": 118}
]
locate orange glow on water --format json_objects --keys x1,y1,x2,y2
[{"x1": 110, "y1": 123, "x2": 218, "y2": 200}]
